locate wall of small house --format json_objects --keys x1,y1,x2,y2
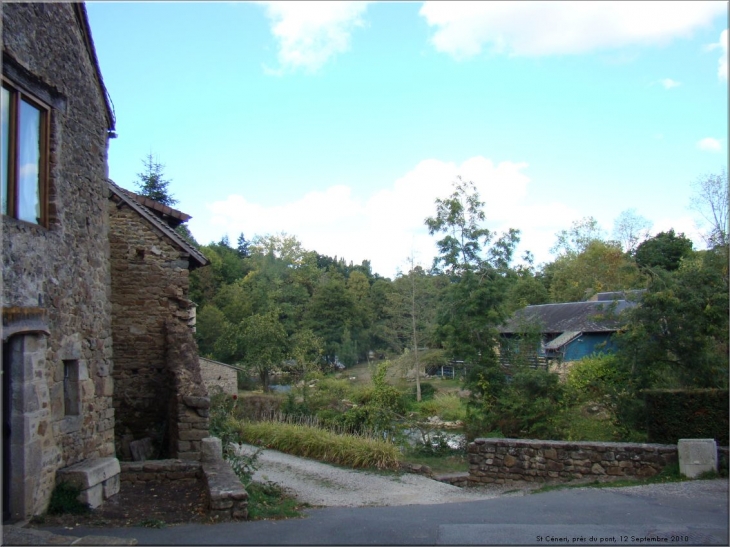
[
  {"x1": 108, "y1": 204, "x2": 198, "y2": 458},
  {"x1": 200, "y1": 358, "x2": 238, "y2": 396},
  {"x1": 2, "y1": 3, "x2": 115, "y2": 519},
  {"x1": 563, "y1": 333, "x2": 615, "y2": 361}
]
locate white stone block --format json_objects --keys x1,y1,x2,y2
[
  {"x1": 201, "y1": 437, "x2": 223, "y2": 462},
  {"x1": 78, "y1": 483, "x2": 104, "y2": 509},
  {"x1": 678, "y1": 439, "x2": 717, "y2": 478},
  {"x1": 56, "y1": 457, "x2": 121, "y2": 489},
  {"x1": 102, "y1": 474, "x2": 120, "y2": 499}
]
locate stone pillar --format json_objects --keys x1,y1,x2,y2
[{"x1": 678, "y1": 439, "x2": 717, "y2": 478}]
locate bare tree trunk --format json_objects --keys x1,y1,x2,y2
[{"x1": 411, "y1": 266, "x2": 421, "y2": 402}]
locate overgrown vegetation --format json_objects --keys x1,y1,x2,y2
[
  {"x1": 47, "y1": 483, "x2": 90, "y2": 516},
  {"x1": 200, "y1": 168, "x2": 727, "y2": 454},
  {"x1": 233, "y1": 419, "x2": 401, "y2": 470}
]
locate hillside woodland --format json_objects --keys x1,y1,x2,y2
[{"x1": 190, "y1": 171, "x2": 728, "y2": 442}]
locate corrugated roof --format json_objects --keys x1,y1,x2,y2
[
  {"x1": 544, "y1": 331, "x2": 582, "y2": 350},
  {"x1": 499, "y1": 299, "x2": 636, "y2": 334},
  {"x1": 107, "y1": 179, "x2": 209, "y2": 269}
]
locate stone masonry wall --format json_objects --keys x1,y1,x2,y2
[
  {"x1": 2, "y1": 3, "x2": 115, "y2": 519},
  {"x1": 200, "y1": 358, "x2": 238, "y2": 396},
  {"x1": 108, "y1": 202, "x2": 200, "y2": 458},
  {"x1": 468, "y1": 438, "x2": 678, "y2": 485}
]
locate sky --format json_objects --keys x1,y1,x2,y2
[{"x1": 85, "y1": 1, "x2": 728, "y2": 278}]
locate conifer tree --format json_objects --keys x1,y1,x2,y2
[{"x1": 135, "y1": 152, "x2": 177, "y2": 206}]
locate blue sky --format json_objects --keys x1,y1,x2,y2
[{"x1": 86, "y1": 1, "x2": 728, "y2": 278}]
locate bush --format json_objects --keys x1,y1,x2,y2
[{"x1": 47, "y1": 482, "x2": 89, "y2": 515}]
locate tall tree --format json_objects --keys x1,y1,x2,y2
[
  {"x1": 634, "y1": 230, "x2": 693, "y2": 272},
  {"x1": 690, "y1": 168, "x2": 728, "y2": 249},
  {"x1": 548, "y1": 240, "x2": 646, "y2": 302},
  {"x1": 612, "y1": 209, "x2": 652, "y2": 254},
  {"x1": 550, "y1": 216, "x2": 604, "y2": 257},
  {"x1": 135, "y1": 152, "x2": 177, "y2": 206},
  {"x1": 616, "y1": 247, "x2": 729, "y2": 390},
  {"x1": 426, "y1": 179, "x2": 524, "y2": 438},
  {"x1": 215, "y1": 310, "x2": 288, "y2": 392}
]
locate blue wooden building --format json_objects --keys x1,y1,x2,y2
[{"x1": 498, "y1": 291, "x2": 642, "y2": 366}]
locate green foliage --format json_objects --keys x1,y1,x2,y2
[
  {"x1": 226, "y1": 448, "x2": 261, "y2": 487},
  {"x1": 548, "y1": 240, "x2": 646, "y2": 302},
  {"x1": 135, "y1": 152, "x2": 177, "y2": 206},
  {"x1": 246, "y1": 481, "x2": 306, "y2": 520},
  {"x1": 209, "y1": 392, "x2": 246, "y2": 452},
  {"x1": 47, "y1": 482, "x2": 89, "y2": 515},
  {"x1": 215, "y1": 310, "x2": 289, "y2": 391},
  {"x1": 643, "y1": 389, "x2": 729, "y2": 445},
  {"x1": 635, "y1": 229, "x2": 693, "y2": 271},
  {"x1": 234, "y1": 420, "x2": 401, "y2": 470},
  {"x1": 465, "y1": 366, "x2": 566, "y2": 440},
  {"x1": 616, "y1": 248, "x2": 729, "y2": 389},
  {"x1": 565, "y1": 353, "x2": 647, "y2": 442},
  {"x1": 411, "y1": 382, "x2": 436, "y2": 401},
  {"x1": 415, "y1": 393, "x2": 467, "y2": 422},
  {"x1": 138, "y1": 518, "x2": 166, "y2": 528},
  {"x1": 550, "y1": 216, "x2": 604, "y2": 257}
]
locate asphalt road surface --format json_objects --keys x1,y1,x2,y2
[{"x1": 42, "y1": 479, "x2": 728, "y2": 545}]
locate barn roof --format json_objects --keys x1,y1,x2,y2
[{"x1": 499, "y1": 298, "x2": 638, "y2": 335}]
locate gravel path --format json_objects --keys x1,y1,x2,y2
[{"x1": 235, "y1": 444, "x2": 538, "y2": 507}]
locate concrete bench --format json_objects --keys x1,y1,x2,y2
[{"x1": 56, "y1": 457, "x2": 121, "y2": 509}]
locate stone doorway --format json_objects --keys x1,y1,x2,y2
[{"x1": 3, "y1": 339, "x2": 12, "y2": 522}]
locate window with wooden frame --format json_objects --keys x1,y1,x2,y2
[{"x1": 1, "y1": 77, "x2": 50, "y2": 226}]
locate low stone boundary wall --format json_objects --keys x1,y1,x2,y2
[
  {"x1": 120, "y1": 459, "x2": 201, "y2": 484},
  {"x1": 120, "y1": 453, "x2": 247, "y2": 521},
  {"x1": 468, "y1": 438, "x2": 677, "y2": 485}
]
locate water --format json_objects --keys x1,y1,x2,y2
[{"x1": 404, "y1": 428, "x2": 466, "y2": 450}]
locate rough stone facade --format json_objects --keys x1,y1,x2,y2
[
  {"x1": 468, "y1": 438, "x2": 678, "y2": 485},
  {"x1": 2, "y1": 3, "x2": 117, "y2": 520},
  {"x1": 108, "y1": 186, "x2": 209, "y2": 460},
  {"x1": 200, "y1": 358, "x2": 238, "y2": 396}
]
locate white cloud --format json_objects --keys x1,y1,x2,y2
[
  {"x1": 660, "y1": 78, "x2": 681, "y2": 89},
  {"x1": 202, "y1": 156, "x2": 585, "y2": 277},
  {"x1": 419, "y1": 1, "x2": 726, "y2": 58},
  {"x1": 696, "y1": 137, "x2": 723, "y2": 152},
  {"x1": 706, "y1": 29, "x2": 728, "y2": 81},
  {"x1": 257, "y1": 1, "x2": 369, "y2": 73}
]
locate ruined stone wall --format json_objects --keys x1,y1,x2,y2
[
  {"x1": 468, "y1": 438, "x2": 677, "y2": 485},
  {"x1": 200, "y1": 358, "x2": 238, "y2": 396},
  {"x1": 2, "y1": 3, "x2": 115, "y2": 519},
  {"x1": 108, "y1": 203, "x2": 197, "y2": 457}
]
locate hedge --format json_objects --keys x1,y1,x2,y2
[{"x1": 643, "y1": 389, "x2": 728, "y2": 446}]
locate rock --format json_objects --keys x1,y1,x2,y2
[{"x1": 129, "y1": 438, "x2": 155, "y2": 462}]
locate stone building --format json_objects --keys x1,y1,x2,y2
[
  {"x1": 107, "y1": 181, "x2": 210, "y2": 461},
  {"x1": 2, "y1": 3, "x2": 118, "y2": 521},
  {"x1": 199, "y1": 357, "x2": 239, "y2": 397}
]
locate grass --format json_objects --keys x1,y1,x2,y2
[
  {"x1": 137, "y1": 518, "x2": 166, "y2": 528},
  {"x1": 234, "y1": 419, "x2": 402, "y2": 470},
  {"x1": 246, "y1": 481, "x2": 309, "y2": 520}
]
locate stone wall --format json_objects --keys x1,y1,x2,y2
[
  {"x1": 108, "y1": 202, "x2": 209, "y2": 460},
  {"x1": 468, "y1": 438, "x2": 677, "y2": 485},
  {"x1": 200, "y1": 358, "x2": 238, "y2": 396},
  {"x1": 120, "y1": 454, "x2": 248, "y2": 521},
  {"x1": 2, "y1": 4, "x2": 115, "y2": 520}
]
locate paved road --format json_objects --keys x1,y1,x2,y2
[{"x1": 40, "y1": 479, "x2": 728, "y2": 546}]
